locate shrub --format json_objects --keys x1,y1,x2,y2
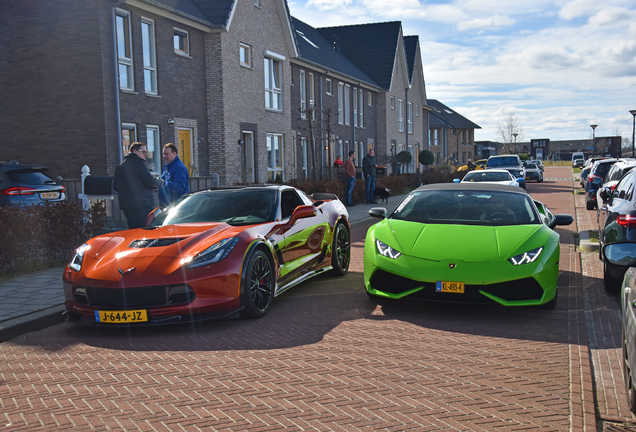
[{"x1": 0, "y1": 201, "x2": 107, "y2": 277}]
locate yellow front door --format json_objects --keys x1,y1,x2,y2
[{"x1": 178, "y1": 129, "x2": 192, "y2": 174}]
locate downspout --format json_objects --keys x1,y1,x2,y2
[
  {"x1": 404, "y1": 88, "x2": 408, "y2": 171},
  {"x1": 112, "y1": 1, "x2": 125, "y2": 168},
  {"x1": 319, "y1": 72, "x2": 327, "y2": 180}
]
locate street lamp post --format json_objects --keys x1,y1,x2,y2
[
  {"x1": 590, "y1": 124, "x2": 597, "y2": 156},
  {"x1": 630, "y1": 110, "x2": 636, "y2": 158},
  {"x1": 513, "y1": 133, "x2": 518, "y2": 155}
]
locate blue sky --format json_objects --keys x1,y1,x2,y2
[{"x1": 288, "y1": 0, "x2": 636, "y2": 143}]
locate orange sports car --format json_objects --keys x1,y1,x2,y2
[{"x1": 63, "y1": 185, "x2": 351, "y2": 325}]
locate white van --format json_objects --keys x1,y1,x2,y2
[{"x1": 572, "y1": 152, "x2": 585, "y2": 167}]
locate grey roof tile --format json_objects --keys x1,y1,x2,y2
[{"x1": 428, "y1": 99, "x2": 481, "y2": 129}]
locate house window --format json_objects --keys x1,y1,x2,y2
[
  {"x1": 300, "y1": 70, "x2": 306, "y2": 118},
  {"x1": 264, "y1": 57, "x2": 282, "y2": 111},
  {"x1": 240, "y1": 43, "x2": 251, "y2": 67},
  {"x1": 115, "y1": 9, "x2": 133, "y2": 91},
  {"x1": 367, "y1": 92, "x2": 372, "y2": 106},
  {"x1": 142, "y1": 19, "x2": 157, "y2": 95},
  {"x1": 353, "y1": 88, "x2": 358, "y2": 127},
  {"x1": 390, "y1": 96, "x2": 395, "y2": 110},
  {"x1": 344, "y1": 84, "x2": 350, "y2": 125},
  {"x1": 358, "y1": 142, "x2": 365, "y2": 167},
  {"x1": 407, "y1": 102, "x2": 413, "y2": 134},
  {"x1": 398, "y1": 99, "x2": 404, "y2": 132},
  {"x1": 254, "y1": 0, "x2": 260, "y2": 6},
  {"x1": 325, "y1": 78, "x2": 332, "y2": 95},
  {"x1": 174, "y1": 28, "x2": 189, "y2": 56},
  {"x1": 300, "y1": 138, "x2": 308, "y2": 179},
  {"x1": 433, "y1": 129, "x2": 439, "y2": 146},
  {"x1": 121, "y1": 123, "x2": 137, "y2": 161},
  {"x1": 359, "y1": 89, "x2": 364, "y2": 128},
  {"x1": 308, "y1": 72, "x2": 315, "y2": 118},
  {"x1": 338, "y1": 83, "x2": 344, "y2": 124},
  {"x1": 267, "y1": 134, "x2": 283, "y2": 181},
  {"x1": 146, "y1": 125, "x2": 160, "y2": 173},
  {"x1": 416, "y1": 104, "x2": 419, "y2": 117}
]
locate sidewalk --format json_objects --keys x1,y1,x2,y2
[{"x1": 0, "y1": 195, "x2": 406, "y2": 343}]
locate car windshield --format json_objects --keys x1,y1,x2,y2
[
  {"x1": 464, "y1": 171, "x2": 512, "y2": 182},
  {"x1": 148, "y1": 189, "x2": 277, "y2": 227},
  {"x1": 487, "y1": 157, "x2": 518, "y2": 167},
  {"x1": 594, "y1": 162, "x2": 614, "y2": 177},
  {"x1": 6, "y1": 169, "x2": 56, "y2": 185},
  {"x1": 390, "y1": 189, "x2": 540, "y2": 226},
  {"x1": 527, "y1": 163, "x2": 537, "y2": 169}
]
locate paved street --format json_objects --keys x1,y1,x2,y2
[{"x1": 1, "y1": 166, "x2": 636, "y2": 430}]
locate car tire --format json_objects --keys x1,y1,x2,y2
[
  {"x1": 624, "y1": 326, "x2": 636, "y2": 415},
  {"x1": 586, "y1": 201, "x2": 595, "y2": 211},
  {"x1": 241, "y1": 250, "x2": 274, "y2": 318},
  {"x1": 603, "y1": 257, "x2": 622, "y2": 294},
  {"x1": 331, "y1": 222, "x2": 350, "y2": 276}
]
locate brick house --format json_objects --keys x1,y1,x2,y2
[{"x1": 427, "y1": 99, "x2": 481, "y2": 165}]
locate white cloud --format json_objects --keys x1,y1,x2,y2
[
  {"x1": 306, "y1": 0, "x2": 352, "y2": 11},
  {"x1": 559, "y1": 0, "x2": 597, "y2": 20},
  {"x1": 456, "y1": 15, "x2": 515, "y2": 31}
]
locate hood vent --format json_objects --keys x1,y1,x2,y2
[{"x1": 129, "y1": 238, "x2": 186, "y2": 248}]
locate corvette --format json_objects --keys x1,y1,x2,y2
[
  {"x1": 364, "y1": 183, "x2": 572, "y2": 308},
  {"x1": 63, "y1": 185, "x2": 351, "y2": 325}
]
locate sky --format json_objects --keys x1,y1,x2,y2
[{"x1": 287, "y1": 0, "x2": 636, "y2": 144}]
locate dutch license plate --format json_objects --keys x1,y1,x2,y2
[
  {"x1": 95, "y1": 309, "x2": 148, "y2": 323},
  {"x1": 40, "y1": 192, "x2": 59, "y2": 199},
  {"x1": 436, "y1": 281, "x2": 464, "y2": 293}
]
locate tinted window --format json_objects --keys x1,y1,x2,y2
[
  {"x1": 391, "y1": 190, "x2": 539, "y2": 226},
  {"x1": 594, "y1": 162, "x2": 614, "y2": 178},
  {"x1": 615, "y1": 171, "x2": 635, "y2": 201},
  {"x1": 6, "y1": 170, "x2": 55, "y2": 185},
  {"x1": 487, "y1": 157, "x2": 519, "y2": 167}
]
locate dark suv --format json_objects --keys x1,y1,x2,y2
[
  {"x1": 585, "y1": 158, "x2": 617, "y2": 210},
  {"x1": 485, "y1": 155, "x2": 526, "y2": 189},
  {"x1": 0, "y1": 161, "x2": 66, "y2": 207}
]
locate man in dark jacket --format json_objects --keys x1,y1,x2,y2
[
  {"x1": 159, "y1": 143, "x2": 189, "y2": 207},
  {"x1": 363, "y1": 148, "x2": 377, "y2": 204},
  {"x1": 113, "y1": 142, "x2": 163, "y2": 229}
]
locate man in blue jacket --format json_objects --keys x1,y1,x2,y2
[{"x1": 159, "y1": 143, "x2": 189, "y2": 207}]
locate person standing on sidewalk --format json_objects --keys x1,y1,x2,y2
[
  {"x1": 159, "y1": 143, "x2": 189, "y2": 207},
  {"x1": 363, "y1": 148, "x2": 377, "y2": 204},
  {"x1": 113, "y1": 142, "x2": 163, "y2": 229},
  {"x1": 344, "y1": 150, "x2": 356, "y2": 207}
]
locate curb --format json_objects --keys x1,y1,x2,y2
[
  {"x1": 0, "y1": 305, "x2": 66, "y2": 343},
  {"x1": 578, "y1": 230, "x2": 599, "y2": 252}
]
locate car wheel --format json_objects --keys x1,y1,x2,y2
[
  {"x1": 623, "y1": 326, "x2": 636, "y2": 415},
  {"x1": 331, "y1": 222, "x2": 351, "y2": 276},
  {"x1": 241, "y1": 250, "x2": 274, "y2": 318},
  {"x1": 586, "y1": 201, "x2": 595, "y2": 211},
  {"x1": 539, "y1": 290, "x2": 558, "y2": 309},
  {"x1": 603, "y1": 257, "x2": 622, "y2": 294}
]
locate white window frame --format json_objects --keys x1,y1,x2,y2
[
  {"x1": 358, "y1": 142, "x2": 365, "y2": 167},
  {"x1": 142, "y1": 18, "x2": 157, "y2": 95},
  {"x1": 398, "y1": 99, "x2": 404, "y2": 132},
  {"x1": 308, "y1": 72, "x2": 315, "y2": 118},
  {"x1": 407, "y1": 102, "x2": 413, "y2": 134},
  {"x1": 390, "y1": 96, "x2": 395, "y2": 110},
  {"x1": 116, "y1": 9, "x2": 133, "y2": 91},
  {"x1": 359, "y1": 89, "x2": 364, "y2": 128},
  {"x1": 254, "y1": 0, "x2": 260, "y2": 7},
  {"x1": 338, "y1": 83, "x2": 344, "y2": 124},
  {"x1": 264, "y1": 56, "x2": 283, "y2": 111},
  {"x1": 146, "y1": 125, "x2": 161, "y2": 174},
  {"x1": 416, "y1": 104, "x2": 419, "y2": 117},
  {"x1": 121, "y1": 123, "x2": 137, "y2": 161},
  {"x1": 344, "y1": 84, "x2": 350, "y2": 126},
  {"x1": 174, "y1": 28, "x2": 190, "y2": 56},
  {"x1": 267, "y1": 133, "x2": 284, "y2": 181},
  {"x1": 367, "y1": 92, "x2": 372, "y2": 106},
  {"x1": 300, "y1": 70, "x2": 306, "y2": 118},
  {"x1": 353, "y1": 88, "x2": 358, "y2": 127},
  {"x1": 240, "y1": 43, "x2": 251, "y2": 68},
  {"x1": 301, "y1": 138, "x2": 308, "y2": 178},
  {"x1": 325, "y1": 78, "x2": 332, "y2": 96}
]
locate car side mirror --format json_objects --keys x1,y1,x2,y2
[
  {"x1": 599, "y1": 187, "x2": 612, "y2": 203},
  {"x1": 453, "y1": 178, "x2": 460, "y2": 183},
  {"x1": 288, "y1": 205, "x2": 317, "y2": 226},
  {"x1": 549, "y1": 214, "x2": 574, "y2": 229},
  {"x1": 369, "y1": 207, "x2": 387, "y2": 219},
  {"x1": 603, "y1": 243, "x2": 636, "y2": 267}
]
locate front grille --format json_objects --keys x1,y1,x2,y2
[
  {"x1": 73, "y1": 285, "x2": 195, "y2": 309},
  {"x1": 370, "y1": 269, "x2": 544, "y2": 302}
]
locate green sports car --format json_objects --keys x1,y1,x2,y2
[{"x1": 364, "y1": 183, "x2": 573, "y2": 309}]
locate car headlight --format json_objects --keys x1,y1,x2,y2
[
  {"x1": 68, "y1": 243, "x2": 90, "y2": 272},
  {"x1": 508, "y1": 247, "x2": 543, "y2": 265},
  {"x1": 375, "y1": 239, "x2": 402, "y2": 259},
  {"x1": 187, "y1": 238, "x2": 239, "y2": 268}
]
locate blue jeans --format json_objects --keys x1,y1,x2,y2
[
  {"x1": 365, "y1": 176, "x2": 376, "y2": 203},
  {"x1": 346, "y1": 176, "x2": 355, "y2": 205}
]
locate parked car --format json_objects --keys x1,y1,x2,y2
[
  {"x1": 525, "y1": 162, "x2": 543, "y2": 182},
  {"x1": 458, "y1": 169, "x2": 521, "y2": 187},
  {"x1": 363, "y1": 183, "x2": 573, "y2": 309},
  {"x1": 601, "y1": 242, "x2": 636, "y2": 414},
  {"x1": 0, "y1": 161, "x2": 66, "y2": 208},
  {"x1": 485, "y1": 155, "x2": 526, "y2": 189},
  {"x1": 585, "y1": 158, "x2": 617, "y2": 210},
  {"x1": 63, "y1": 185, "x2": 351, "y2": 325},
  {"x1": 598, "y1": 168, "x2": 636, "y2": 292},
  {"x1": 579, "y1": 156, "x2": 608, "y2": 188},
  {"x1": 596, "y1": 160, "x2": 636, "y2": 220},
  {"x1": 456, "y1": 159, "x2": 487, "y2": 172},
  {"x1": 572, "y1": 152, "x2": 585, "y2": 167},
  {"x1": 530, "y1": 160, "x2": 544, "y2": 171}
]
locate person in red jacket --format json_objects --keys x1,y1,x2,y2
[{"x1": 344, "y1": 151, "x2": 356, "y2": 206}]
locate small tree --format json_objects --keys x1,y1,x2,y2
[
  {"x1": 419, "y1": 150, "x2": 435, "y2": 170},
  {"x1": 396, "y1": 151, "x2": 412, "y2": 174},
  {"x1": 497, "y1": 112, "x2": 524, "y2": 154}
]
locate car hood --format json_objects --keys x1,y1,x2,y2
[
  {"x1": 384, "y1": 219, "x2": 543, "y2": 262},
  {"x1": 80, "y1": 223, "x2": 250, "y2": 281}
]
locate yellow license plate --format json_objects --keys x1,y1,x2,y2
[
  {"x1": 436, "y1": 281, "x2": 464, "y2": 293},
  {"x1": 95, "y1": 309, "x2": 148, "y2": 323},
  {"x1": 40, "y1": 192, "x2": 59, "y2": 199}
]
